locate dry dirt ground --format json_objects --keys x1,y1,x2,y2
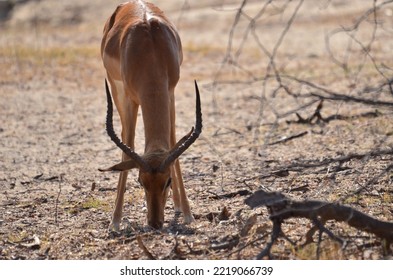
[{"x1": 0, "y1": 0, "x2": 392, "y2": 260}]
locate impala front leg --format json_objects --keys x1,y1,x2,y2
[
  {"x1": 111, "y1": 168, "x2": 128, "y2": 231},
  {"x1": 173, "y1": 159, "x2": 195, "y2": 224},
  {"x1": 108, "y1": 80, "x2": 139, "y2": 232}
]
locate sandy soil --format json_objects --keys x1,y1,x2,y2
[{"x1": 0, "y1": 0, "x2": 392, "y2": 259}]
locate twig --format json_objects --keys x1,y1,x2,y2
[
  {"x1": 137, "y1": 235, "x2": 156, "y2": 260},
  {"x1": 316, "y1": 220, "x2": 323, "y2": 260},
  {"x1": 268, "y1": 131, "x2": 308, "y2": 146},
  {"x1": 19, "y1": 235, "x2": 41, "y2": 250},
  {"x1": 312, "y1": 218, "x2": 345, "y2": 246},
  {"x1": 312, "y1": 218, "x2": 346, "y2": 259},
  {"x1": 282, "y1": 75, "x2": 393, "y2": 108},
  {"x1": 252, "y1": 0, "x2": 305, "y2": 148},
  {"x1": 210, "y1": 237, "x2": 240, "y2": 251},
  {"x1": 255, "y1": 220, "x2": 281, "y2": 260},
  {"x1": 280, "y1": 148, "x2": 393, "y2": 171},
  {"x1": 227, "y1": 233, "x2": 269, "y2": 258},
  {"x1": 325, "y1": 0, "x2": 393, "y2": 83},
  {"x1": 165, "y1": 235, "x2": 185, "y2": 260},
  {"x1": 209, "y1": 189, "x2": 252, "y2": 200},
  {"x1": 340, "y1": 162, "x2": 393, "y2": 202},
  {"x1": 55, "y1": 174, "x2": 64, "y2": 225},
  {"x1": 310, "y1": 91, "x2": 393, "y2": 108}
]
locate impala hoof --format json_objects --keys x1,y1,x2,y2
[
  {"x1": 183, "y1": 214, "x2": 195, "y2": 224},
  {"x1": 148, "y1": 221, "x2": 164, "y2": 230},
  {"x1": 109, "y1": 221, "x2": 121, "y2": 232}
]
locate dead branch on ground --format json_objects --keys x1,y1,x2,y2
[
  {"x1": 245, "y1": 190, "x2": 393, "y2": 259},
  {"x1": 282, "y1": 148, "x2": 393, "y2": 172},
  {"x1": 240, "y1": 148, "x2": 393, "y2": 183},
  {"x1": 137, "y1": 235, "x2": 156, "y2": 260}
]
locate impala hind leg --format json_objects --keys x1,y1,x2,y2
[
  {"x1": 169, "y1": 95, "x2": 194, "y2": 224},
  {"x1": 108, "y1": 79, "x2": 139, "y2": 231},
  {"x1": 172, "y1": 160, "x2": 195, "y2": 224},
  {"x1": 170, "y1": 165, "x2": 181, "y2": 213}
]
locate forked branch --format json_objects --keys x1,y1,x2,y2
[{"x1": 245, "y1": 190, "x2": 393, "y2": 259}]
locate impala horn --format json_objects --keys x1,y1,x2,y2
[
  {"x1": 100, "y1": 79, "x2": 151, "y2": 172},
  {"x1": 159, "y1": 80, "x2": 202, "y2": 172}
]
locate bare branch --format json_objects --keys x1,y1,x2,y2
[
  {"x1": 137, "y1": 235, "x2": 156, "y2": 260},
  {"x1": 245, "y1": 190, "x2": 393, "y2": 258}
]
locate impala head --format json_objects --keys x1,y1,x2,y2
[
  {"x1": 138, "y1": 164, "x2": 172, "y2": 229},
  {"x1": 100, "y1": 80, "x2": 202, "y2": 229}
]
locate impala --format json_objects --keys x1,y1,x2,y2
[{"x1": 99, "y1": 1, "x2": 202, "y2": 230}]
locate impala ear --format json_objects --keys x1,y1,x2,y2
[{"x1": 99, "y1": 159, "x2": 139, "y2": 172}]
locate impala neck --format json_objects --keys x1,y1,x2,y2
[{"x1": 139, "y1": 87, "x2": 171, "y2": 155}]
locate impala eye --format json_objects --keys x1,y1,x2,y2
[{"x1": 165, "y1": 178, "x2": 172, "y2": 189}]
